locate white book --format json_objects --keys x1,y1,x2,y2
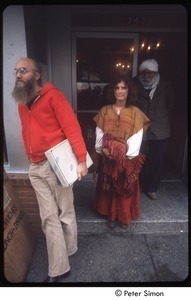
[{"x1": 45, "y1": 139, "x2": 93, "y2": 187}]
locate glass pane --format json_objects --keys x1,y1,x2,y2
[
  {"x1": 78, "y1": 112, "x2": 96, "y2": 150},
  {"x1": 76, "y1": 37, "x2": 135, "y2": 111},
  {"x1": 77, "y1": 112, "x2": 97, "y2": 173},
  {"x1": 76, "y1": 37, "x2": 135, "y2": 172}
]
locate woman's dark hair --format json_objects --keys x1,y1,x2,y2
[{"x1": 109, "y1": 74, "x2": 138, "y2": 106}]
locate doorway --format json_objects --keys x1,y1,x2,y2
[
  {"x1": 72, "y1": 31, "x2": 187, "y2": 182},
  {"x1": 72, "y1": 32, "x2": 138, "y2": 156}
]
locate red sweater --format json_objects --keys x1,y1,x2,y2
[{"x1": 18, "y1": 82, "x2": 87, "y2": 163}]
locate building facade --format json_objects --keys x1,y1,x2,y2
[{"x1": 3, "y1": 5, "x2": 188, "y2": 238}]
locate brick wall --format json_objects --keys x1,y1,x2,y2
[{"x1": 8, "y1": 173, "x2": 44, "y2": 239}]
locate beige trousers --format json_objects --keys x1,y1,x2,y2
[{"x1": 29, "y1": 160, "x2": 77, "y2": 277}]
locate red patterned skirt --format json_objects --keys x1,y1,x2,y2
[{"x1": 94, "y1": 154, "x2": 145, "y2": 225}]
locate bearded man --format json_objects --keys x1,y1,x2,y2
[
  {"x1": 12, "y1": 57, "x2": 88, "y2": 283},
  {"x1": 133, "y1": 59, "x2": 175, "y2": 200}
]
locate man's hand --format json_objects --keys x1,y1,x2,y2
[{"x1": 77, "y1": 161, "x2": 88, "y2": 181}]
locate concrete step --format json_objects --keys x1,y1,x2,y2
[{"x1": 73, "y1": 179, "x2": 188, "y2": 234}]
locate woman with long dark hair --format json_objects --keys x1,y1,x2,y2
[{"x1": 93, "y1": 75, "x2": 150, "y2": 228}]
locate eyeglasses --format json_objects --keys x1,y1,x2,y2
[{"x1": 13, "y1": 67, "x2": 36, "y2": 76}]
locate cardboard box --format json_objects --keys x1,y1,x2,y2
[
  {"x1": 4, "y1": 171, "x2": 36, "y2": 282},
  {"x1": 45, "y1": 139, "x2": 93, "y2": 187}
]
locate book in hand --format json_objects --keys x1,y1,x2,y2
[{"x1": 45, "y1": 139, "x2": 93, "y2": 187}]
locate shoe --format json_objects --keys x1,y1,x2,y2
[
  {"x1": 121, "y1": 223, "x2": 128, "y2": 229},
  {"x1": 107, "y1": 220, "x2": 115, "y2": 228},
  {"x1": 146, "y1": 192, "x2": 157, "y2": 200},
  {"x1": 44, "y1": 270, "x2": 71, "y2": 283}
]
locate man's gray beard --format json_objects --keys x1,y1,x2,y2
[
  {"x1": 139, "y1": 74, "x2": 157, "y2": 89},
  {"x1": 12, "y1": 78, "x2": 36, "y2": 104}
]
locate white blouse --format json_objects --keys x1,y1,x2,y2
[{"x1": 95, "y1": 127, "x2": 143, "y2": 159}]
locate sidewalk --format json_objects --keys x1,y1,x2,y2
[{"x1": 26, "y1": 180, "x2": 189, "y2": 284}]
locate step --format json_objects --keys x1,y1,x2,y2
[{"x1": 73, "y1": 180, "x2": 188, "y2": 234}]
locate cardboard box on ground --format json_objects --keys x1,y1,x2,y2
[{"x1": 3, "y1": 171, "x2": 36, "y2": 283}]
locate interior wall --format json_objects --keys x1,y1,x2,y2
[{"x1": 45, "y1": 5, "x2": 73, "y2": 101}]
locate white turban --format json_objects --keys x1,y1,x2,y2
[{"x1": 139, "y1": 59, "x2": 158, "y2": 72}]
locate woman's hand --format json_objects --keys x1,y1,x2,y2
[{"x1": 102, "y1": 147, "x2": 113, "y2": 159}]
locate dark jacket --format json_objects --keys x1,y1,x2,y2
[{"x1": 133, "y1": 76, "x2": 174, "y2": 140}]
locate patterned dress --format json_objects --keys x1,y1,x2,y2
[{"x1": 93, "y1": 104, "x2": 149, "y2": 225}]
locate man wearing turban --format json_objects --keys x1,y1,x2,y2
[{"x1": 133, "y1": 59, "x2": 175, "y2": 200}]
